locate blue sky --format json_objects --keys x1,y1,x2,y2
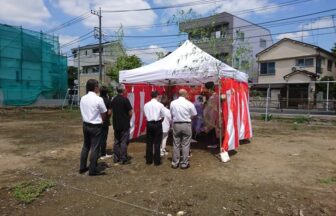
[{"x1": 0, "y1": 0, "x2": 335, "y2": 64}]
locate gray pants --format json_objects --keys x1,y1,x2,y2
[
  {"x1": 113, "y1": 129, "x2": 130, "y2": 163},
  {"x1": 80, "y1": 123, "x2": 102, "y2": 174},
  {"x1": 172, "y1": 123, "x2": 192, "y2": 168}
]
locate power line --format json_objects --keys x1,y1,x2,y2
[
  {"x1": 60, "y1": 31, "x2": 94, "y2": 48},
  {"x1": 101, "y1": 0, "x2": 317, "y2": 30},
  {"x1": 105, "y1": 25, "x2": 335, "y2": 39},
  {"x1": 65, "y1": 30, "x2": 335, "y2": 59},
  {"x1": 46, "y1": 12, "x2": 92, "y2": 33},
  {"x1": 101, "y1": 9, "x2": 336, "y2": 44},
  {"x1": 101, "y1": 0, "x2": 226, "y2": 13}
]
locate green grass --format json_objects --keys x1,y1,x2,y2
[
  {"x1": 260, "y1": 114, "x2": 272, "y2": 121},
  {"x1": 292, "y1": 122, "x2": 299, "y2": 130},
  {"x1": 319, "y1": 176, "x2": 336, "y2": 185},
  {"x1": 293, "y1": 116, "x2": 311, "y2": 124},
  {"x1": 11, "y1": 180, "x2": 55, "y2": 204}
]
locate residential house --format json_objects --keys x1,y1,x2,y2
[
  {"x1": 179, "y1": 11, "x2": 272, "y2": 82},
  {"x1": 72, "y1": 41, "x2": 125, "y2": 96},
  {"x1": 255, "y1": 38, "x2": 336, "y2": 109}
]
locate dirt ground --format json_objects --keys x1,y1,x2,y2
[{"x1": 0, "y1": 109, "x2": 335, "y2": 216}]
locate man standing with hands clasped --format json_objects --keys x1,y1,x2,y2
[
  {"x1": 170, "y1": 89, "x2": 197, "y2": 169},
  {"x1": 111, "y1": 84, "x2": 133, "y2": 165},
  {"x1": 79, "y1": 79, "x2": 107, "y2": 176},
  {"x1": 144, "y1": 91, "x2": 165, "y2": 166}
]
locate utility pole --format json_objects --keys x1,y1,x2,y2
[
  {"x1": 91, "y1": 8, "x2": 103, "y2": 83},
  {"x1": 77, "y1": 45, "x2": 80, "y2": 102}
]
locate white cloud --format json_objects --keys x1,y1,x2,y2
[
  {"x1": 153, "y1": 0, "x2": 279, "y2": 17},
  {"x1": 59, "y1": 35, "x2": 79, "y2": 47},
  {"x1": 276, "y1": 31, "x2": 310, "y2": 40},
  {"x1": 127, "y1": 45, "x2": 168, "y2": 64},
  {"x1": 56, "y1": 0, "x2": 158, "y2": 30},
  {"x1": 300, "y1": 17, "x2": 335, "y2": 30},
  {"x1": 0, "y1": 0, "x2": 51, "y2": 26}
]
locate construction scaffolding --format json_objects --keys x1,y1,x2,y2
[{"x1": 0, "y1": 24, "x2": 67, "y2": 106}]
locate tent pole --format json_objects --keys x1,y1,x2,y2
[{"x1": 218, "y1": 77, "x2": 223, "y2": 155}]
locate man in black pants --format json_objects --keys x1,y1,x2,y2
[
  {"x1": 111, "y1": 84, "x2": 133, "y2": 164},
  {"x1": 99, "y1": 86, "x2": 112, "y2": 159},
  {"x1": 144, "y1": 91, "x2": 164, "y2": 166},
  {"x1": 79, "y1": 79, "x2": 107, "y2": 176}
]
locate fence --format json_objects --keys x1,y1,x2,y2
[
  {"x1": 0, "y1": 24, "x2": 67, "y2": 106},
  {"x1": 249, "y1": 81, "x2": 336, "y2": 117}
]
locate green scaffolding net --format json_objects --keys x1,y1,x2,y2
[{"x1": 0, "y1": 24, "x2": 67, "y2": 106}]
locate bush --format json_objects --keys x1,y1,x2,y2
[
  {"x1": 260, "y1": 114, "x2": 272, "y2": 121},
  {"x1": 293, "y1": 116, "x2": 311, "y2": 124}
]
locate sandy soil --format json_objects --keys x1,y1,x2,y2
[{"x1": 0, "y1": 109, "x2": 335, "y2": 216}]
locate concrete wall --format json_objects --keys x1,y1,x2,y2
[
  {"x1": 258, "y1": 58, "x2": 314, "y2": 83},
  {"x1": 319, "y1": 52, "x2": 336, "y2": 79},
  {"x1": 233, "y1": 16, "x2": 272, "y2": 82},
  {"x1": 258, "y1": 40, "x2": 316, "y2": 61},
  {"x1": 79, "y1": 74, "x2": 111, "y2": 96}
]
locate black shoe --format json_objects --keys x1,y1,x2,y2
[
  {"x1": 79, "y1": 167, "x2": 89, "y2": 174},
  {"x1": 180, "y1": 164, "x2": 190, "y2": 169},
  {"x1": 121, "y1": 160, "x2": 131, "y2": 165},
  {"x1": 154, "y1": 162, "x2": 162, "y2": 166},
  {"x1": 88, "y1": 171, "x2": 106, "y2": 176},
  {"x1": 171, "y1": 164, "x2": 179, "y2": 169},
  {"x1": 146, "y1": 162, "x2": 153, "y2": 165}
]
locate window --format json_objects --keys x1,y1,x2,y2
[
  {"x1": 295, "y1": 58, "x2": 314, "y2": 67},
  {"x1": 85, "y1": 50, "x2": 88, "y2": 56},
  {"x1": 260, "y1": 39, "x2": 266, "y2": 48},
  {"x1": 234, "y1": 57, "x2": 240, "y2": 68},
  {"x1": 236, "y1": 30, "x2": 244, "y2": 41},
  {"x1": 260, "y1": 62, "x2": 275, "y2": 75},
  {"x1": 92, "y1": 66, "x2": 99, "y2": 73},
  {"x1": 92, "y1": 48, "x2": 103, "y2": 53},
  {"x1": 327, "y1": 60, "x2": 332, "y2": 71},
  {"x1": 72, "y1": 50, "x2": 77, "y2": 58},
  {"x1": 215, "y1": 31, "x2": 221, "y2": 39}
]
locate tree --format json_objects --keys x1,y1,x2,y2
[
  {"x1": 107, "y1": 55, "x2": 142, "y2": 82},
  {"x1": 67, "y1": 66, "x2": 77, "y2": 88}
]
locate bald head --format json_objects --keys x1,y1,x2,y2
[{"x1": 179, "y1": 89, "x2": 187, "y2": 97}]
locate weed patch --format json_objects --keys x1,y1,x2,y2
[
  {"x1": 319, "y1": 176, "x2": 336, "y2": 185},
  {"x1": 11, "y1": 180, "x2": 55, "y2": 204}
]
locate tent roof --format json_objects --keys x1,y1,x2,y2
[{"x1": 119, "y1": 40, "x2": 248, "y2": 85}]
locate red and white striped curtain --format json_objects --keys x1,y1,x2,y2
[
  {"x1": 124, "y1": 81, "x2": 253, "y2": 149},
  {"x1": 221, "y1": 78, "x2": 252, "y2": 152}
]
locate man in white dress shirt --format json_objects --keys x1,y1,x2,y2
[
  {"x1": 79, "y1": 79, "x2": 107, "y2": 176},
  {"x1": 170, "y1": 89, "x2": 197, "y2": 169},
  {"x1": 144, "y1": 91, "x2": 165, "y2": 166}
]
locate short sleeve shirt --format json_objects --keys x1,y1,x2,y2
[
  {"x1": 80, "y1": 92, "x2": 107, "y2": 124},
  {"x1": 170, "y1": 97, "x2": 197, "y2": 122},
  {"x1": 111, "y1": 94, "x2": 133, "y2": 130}
]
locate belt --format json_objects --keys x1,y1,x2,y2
[
  {"x1": 174, "y1": 121, "x2": 191, "y2": 124},
  {"x1": 83, "y1": 122, "x2": 102, "y2": 127},
  {"x1": 147, "y1": 120, "x2": 162, "y2": 123}
]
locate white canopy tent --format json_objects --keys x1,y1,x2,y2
[
  {"x1": 119, "y1": 40, "x2": 252, "y2": 161},
  {"x1": 119, "y1": 40, "x2": 248, "y2": 85}
]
